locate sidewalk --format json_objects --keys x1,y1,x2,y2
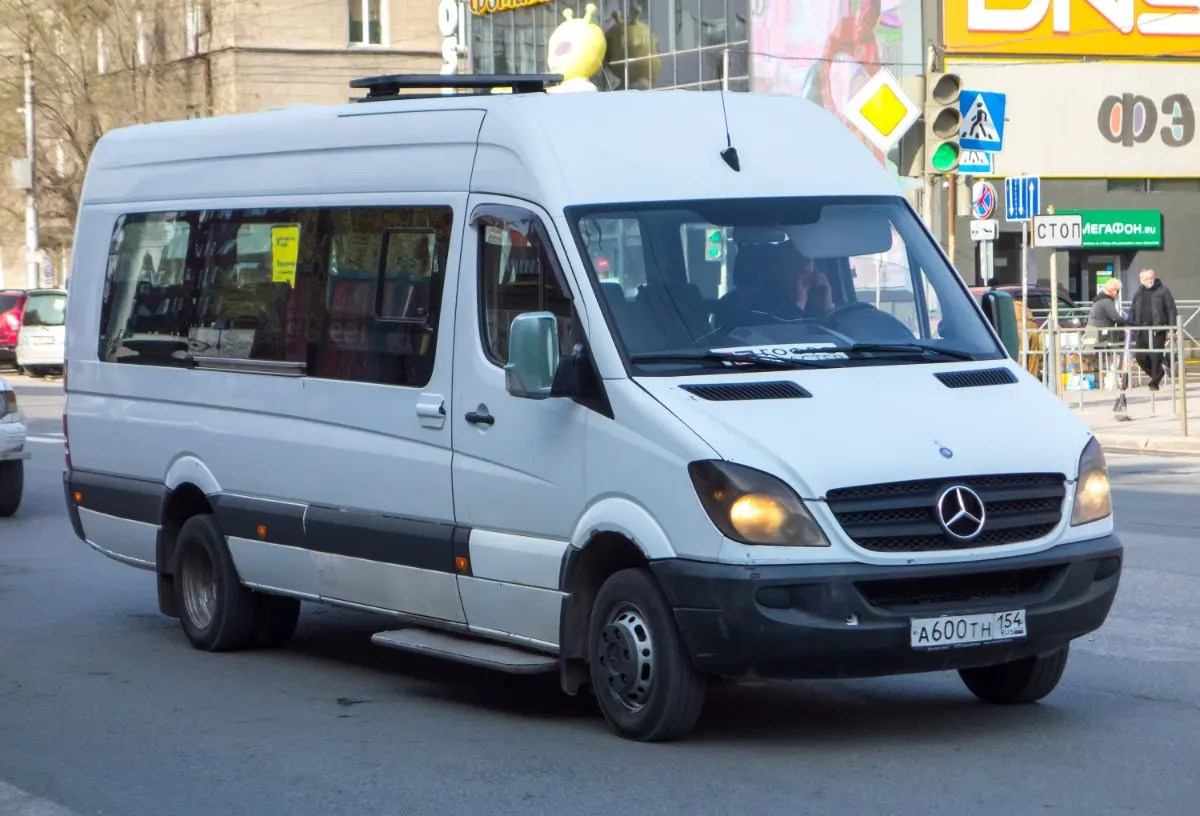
[{"x1": 1066, "y1": 379, "x2": 1200, "y2": 456}]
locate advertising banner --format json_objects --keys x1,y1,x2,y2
[{"x1": 944, "y1": 0, "x2": 1200, "y2": 58}]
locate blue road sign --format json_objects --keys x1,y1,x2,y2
[
  {"x1": 959, "y1": 90, "x2": 1007, "y2": 153},
  {"x1": 1004, "y1": 176, "x2": 1040, "y2": 222},
  {"x1": 959, "y1": 150, "x2": 993, "y2": 175}
]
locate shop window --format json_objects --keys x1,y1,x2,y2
[
  {"x1": 349, "y1": 0, "x2": 383, "y2": 45},
  {"x1": 1106, "y1": 179, "x2": 1148, "y2": 192},
  {"x1": 1149, "y1": 178, "x2": 1200, "y2": 193},
  {"x1": 477, "y1": 211, "x2": 578, "y2": 365}
]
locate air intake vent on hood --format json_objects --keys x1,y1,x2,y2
[
  {"x1": 934, "y1": 367, "x2": 1018, "y2": 389},
  {"x1": 680, "y1": 381, "x2": 812, "y2": 401}
]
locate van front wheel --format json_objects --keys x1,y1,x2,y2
[
  {"x1": 174, "y1": 513, "x2": 258, "y2": 652},
  {"x1": 587, "y1": 568, "x2": 706, "y2": 741},
  {"x1": 959, "y1": 644, "x2": 1070, "y2": 704}
]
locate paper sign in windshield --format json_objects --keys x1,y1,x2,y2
[{"x1": 714, "y1": 344, "x2": 849, "y2": 361}]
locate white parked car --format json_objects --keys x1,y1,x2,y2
[{"x1": 0, "y1": 375, "x2": 28, "y2": 516}]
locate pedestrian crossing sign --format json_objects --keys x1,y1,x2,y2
[{"x1": 958, "y1": 90, "x2": 1006, "y2": 153}]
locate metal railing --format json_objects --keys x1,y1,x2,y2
[{"x1": 1017, "y1": 318, "x2": 1190, "y2": 437}]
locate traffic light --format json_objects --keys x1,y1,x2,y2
[
  {"x1": 705, "y1": 228, "x2": 723, "y2": 261},
  {"x1": 924, "y1": 72, "x2": 962, "y2": 174}
]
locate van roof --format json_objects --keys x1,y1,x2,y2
[{"x1": 80, "y1": 89, "x2": 900, "y2": 210}]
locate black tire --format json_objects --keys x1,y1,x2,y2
[
  {"x1": 0, "y1": 461, "x2": 22, "y2": 517},
  {"x1": 959, "y1": 644, "x2": 1070, "y2": 704},
  {"x1": 24, "y1": 366, "x2": 44, "y2": 379},
  {"x1": 250, "y1": 594, "x2": 301, "y2": 649},
  {"x1": 587, "y1": 567, "x2": 707, "y2": 741},
  {"x1": 173, "y1": 513, "x2": 258, "y2": 652}
]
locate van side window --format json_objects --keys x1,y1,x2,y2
[
  {"x1": 98, "y1": 205, "x2": 454, "y2": 387},
  {"x1": 189, "y1": 210, "x2": 314, "y2": 364},
  {"x1": 99, "y1": 212, "x2": 195, "y2": 365},
  {"x1": 478, "y1": 216, "x2": 577, "y2": 365},
  {"x1": 320, "y1": 207, "x2": 453, "y2": 386}
]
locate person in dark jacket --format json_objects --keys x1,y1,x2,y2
[
  {"x1": 1129, "y1": 268, "x2": 1178, "y2": 390},
  {"x1": 1086, "y1": 278, "x2": 1128, "y2": 345}
]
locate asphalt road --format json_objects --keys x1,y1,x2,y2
[{"x1": 2, "y1": 376, "x2": 1198, "y2": 816}]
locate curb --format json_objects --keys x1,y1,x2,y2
[{"x1": 1093, "y1": 431, "x2": 1200, "y2": 457}]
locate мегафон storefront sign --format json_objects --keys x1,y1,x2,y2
[{"x1": 1056, "y1": 210, "x2": 1163, "y2": 249}]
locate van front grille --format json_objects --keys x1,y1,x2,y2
[{"x1": 825, "y1": 473, "x2": 1067, "y2": 553}]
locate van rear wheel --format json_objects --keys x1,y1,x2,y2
[
  {"x1": 174, "y1": 513, "x2": 258, "y2": 652},
  {"x1": 587, "y1": 567, "x2": 706, "y2": 741},
  {"x1": 959, "y1": 645, "x2": 1070, "y2": 704}
]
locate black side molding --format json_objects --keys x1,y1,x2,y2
[{"x1": 66, "y1": 468, "x2": 166, "y2": 526}]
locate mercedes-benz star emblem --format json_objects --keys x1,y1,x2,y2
[{"x1": 936, "y1": 485, "x2": 987, "y2": 540}]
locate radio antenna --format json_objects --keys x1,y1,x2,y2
[{"x1": 717, "y1": 54, "x2": 740, "y2": 172}]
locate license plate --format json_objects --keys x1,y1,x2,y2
[{"x1": 910, "y1": 609, "x2": 1026, "y2": 650}]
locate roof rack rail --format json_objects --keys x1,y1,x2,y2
[{"x1": 350, "y1": 73, "x2": 563, "y2": 101}]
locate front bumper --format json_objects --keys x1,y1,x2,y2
[{"x1": 650, "y1": 535, "x2": 1122, "y2": 680}]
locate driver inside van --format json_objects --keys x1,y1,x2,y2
[{"x1": 755, "y1": 243, "x2": 837, "y2": 321}]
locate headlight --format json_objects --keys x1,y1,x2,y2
[
  {"x1": 1070, "y1": 436, "x2": 1111, "y2": 526},
  {"x1": 687, "y1": 460, "x2": 830, "y2": 546}
]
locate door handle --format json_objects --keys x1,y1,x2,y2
[{"x1": 465, "y1": 409, "x2": 494, "y2": 426}]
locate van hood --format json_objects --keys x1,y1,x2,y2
[{"x1": 635, "y1": 361, "x2": 1092, "y2": 497}]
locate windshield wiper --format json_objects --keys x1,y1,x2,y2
[
  {"x1": 843, "y1": 342, "x2": 977, "y2": 361},
  {"x1": 629, "y1": 351, "x2": 834, "y2": 370}
]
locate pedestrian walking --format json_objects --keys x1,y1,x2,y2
[
  {"x1": 1129, "y1": 268, "x2": 1178, "y2": 391},
  {"x1": 1086, "y1": 278, "x2": 1129, "y2": 346}
]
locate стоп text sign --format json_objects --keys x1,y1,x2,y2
[
  {"x1": 1033, "y1": 214, "x2": 1084, "y2": 248},
  {"x1": 944, "y1": 0, "x2": 1200, "y2": 57}
]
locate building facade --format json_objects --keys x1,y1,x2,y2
[
  {"x1": 1, "y1": 0, "x2": 448, "y2": 289},
  {"x1": 939, "y1": 1, "x2": 1200, "y2": 301}
]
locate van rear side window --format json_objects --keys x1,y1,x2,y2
[{"x1": 98, "y1": 206, "x2": 454, "y2": 387}]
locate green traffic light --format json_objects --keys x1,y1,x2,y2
[{"x1": 931, "y1": 143, "x2": 960, "y2": 172}]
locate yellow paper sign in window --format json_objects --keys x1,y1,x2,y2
[{"x1": 271, "y1": 225, "x2": 301, "y2": 287}]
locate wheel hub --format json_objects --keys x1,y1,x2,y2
[
  {"x1": 596, "y1": 606, "x2": 654, "y2": 709},
  {"x1": 181, "y1": 547, "x2": 217, "y2": 630}
]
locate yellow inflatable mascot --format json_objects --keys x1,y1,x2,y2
[{"x1": 546, "y1": 3, "x2": 606, "y2": 93}]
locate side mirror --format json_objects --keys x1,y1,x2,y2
[
  {"x1": 505, "y1": 311, "x2": 560, "y2": 399},
  {"x1": 980, "y1": 290, "x2": 1020, "y2": 361}
]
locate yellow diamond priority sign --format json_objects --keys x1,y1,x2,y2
[{"x1": 843, "y1": 67, "x2": 921, "y2": 154}]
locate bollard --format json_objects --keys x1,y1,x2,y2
[{"x1": 1179, "y1": 315, "x2": 1189, "y2": 437}]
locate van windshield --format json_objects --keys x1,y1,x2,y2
[
  {"x1": 567, "y1": 196, "x2": 1003, "y2": 373},
  {"x1": 22, "y1": 292, "x2": 67, "y2": 327}
]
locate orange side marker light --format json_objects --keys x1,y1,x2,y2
[
  {"x1": 455, "y1": 556, "x2": 469, "y2": 572},
  {"x1": 256, "y1": 524, "x2": 268, "y2": 539}
]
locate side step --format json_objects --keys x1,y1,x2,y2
[{"x1": 371, "y1": 628, "x2": 558, "y2": 675}]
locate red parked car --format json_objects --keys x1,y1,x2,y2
[{"x1": 0, "y1": 289, "x2": 27, "y2": 370}]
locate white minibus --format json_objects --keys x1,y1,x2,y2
[{"x1": 62, "y1": 74, "x2": 1121, "y2": 741}]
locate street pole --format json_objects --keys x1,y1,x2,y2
[
  {"x1": 946, "y1": 176, "x2": 957, "y2": 264},
  {"x1": 922, "y1": 173, "x2": 934, "y2": 233},
  {"x1": 1020, "y1": 220, "x2": 1029, "y2": 370},
  {"x1": 23, "y1": 50, "x2": 39, "y2": 291}
]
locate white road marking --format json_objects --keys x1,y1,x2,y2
[{"x1": 0, "y1": 782, "x2": 80, "y2": 816}]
